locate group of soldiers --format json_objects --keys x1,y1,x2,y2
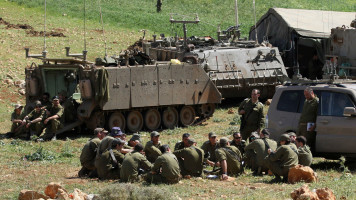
[
  {"x1": 7, "y1": 91, "x2": 75, "y2": 141},
  {"x1": 79, "y1": 125, "x2": 313, "y2": 184}
]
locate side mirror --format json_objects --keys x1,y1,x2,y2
[{"x1": 343, "y1": 107, "x2": 356, "y2": 116}]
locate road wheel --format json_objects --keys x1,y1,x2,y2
[
  {"x1": 86, "y1": 111, "x2": 105, "y2": 130},
  {"x1": 200, "y1": 103, "x2": 215, "y2": 118},
  {"x1": 108, "y1": 112, "x2": 126, "y2": 131},
  {"x1": 162, "y1": 107, "x2": 178, "y2": 129},
  {"x1": 126, "y1": 111, "x2": 143, "y2": 133},
  {"x1": 180, "y1": 106, "x2": 196, "y2": 126},
  {"x1": 144, "y1": 109, "x2": 161, "y2": 131}
]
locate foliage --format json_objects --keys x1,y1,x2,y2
[
  {"x1": 23, "y1": 146, "x2": 56, "y2": 161},
  {"x1": 7, "y1": 0, "x2": 356, "y2": 38},
  {"x1": 99, "y1": 183, "x2": 175, "y2": 200},
  {"x1": 60, "y1": 140, "x2": 75, "y2": 158},
  {"x1": 229, "y1": 114, "x2": 241, "y2": 125}
]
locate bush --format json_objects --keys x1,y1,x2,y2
[
  {"x1": 99, "y1": 183, "x2": 177, "y2": 200},
  {"x1": 23, "y1": 147, "x2": 56, "y2": 161}
]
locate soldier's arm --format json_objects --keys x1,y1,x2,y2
[
  {"x1": 140, "y1": 155, "x2": 153, "y2": 170},
  {"x1": 173, "y1": 149, "x2": 184, "y2": 158},
  {"x1": 268, "y1": 146, "x2": 283, "y2": 161},
  {"x1": 238, "y1": 99, "x2": 247, "y2": 115},
  {"x1": 244, "y1": 141, "x2": 255, "y2": 151},
  {"x1": 151, "y1": 156, "x2": 163, "y2": 173},
  {"x1": 148, "y1": 145, "x2": 162, "y2": 157},
  {"x1": 174, "y1": 142, "x2": 180, "y2": 151},
  {"x1": 200, "y1": 142, "x2": 208, "y2": 153},
  {"x1": 258, "y1": 104, "x2": 265, "y2": 129}
]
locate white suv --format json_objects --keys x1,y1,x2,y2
[{"x1": 267, "y1": 82, "x2": 356, "y2": 158}]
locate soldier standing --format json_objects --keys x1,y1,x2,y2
[
  {"x1": 266, "y1": 134, "x2": 298, "y2": 183},
  {"x1": 174, "y1": 133, "x2": 191, "y2": 151},
  {"x1": 120, "y1": 144, "x2": 153, "y2": 182},
  {"x1": 147, "y1": 145, "x2": 181, "y2": 184},
  {"x1": 79, "y1": 128, "x2": 107, "y2": 177},
  {"x1": 58, "y1": 90, "x2": 75, "y2": 123},
  {"x1": 215, "y1": 137, "x2": 242, "y2": 180},
  {"x1": 238, "y1": 89, "x2": 264, "y2": 141},
  {"x1": 296, "y1": 136, "x2": 313, "y2": 166},
  {"x1": 8, "y1": 104, "x2": 26, "y2": 139},
  {"x1": 298, "y1": 87, "x2": 318, "y2": 152},
  {"x1": 201, "y1": 132, "x2": 220, "y2": 166},
  {"x1": 174, "y1": 139, "x2": 205, "y2": 178},
  {"x1": 244, "y1": 129, "x2": 277, "y2": 175},
  {"x1": 156, "y1": 0, "x2": 162, "y2": 12},
  {"x1": 41, "y1": 96, "x2": 64, "y2": 140},
  {"x1": 144, "y1": 131, "x2": 162, "y2": 163}
]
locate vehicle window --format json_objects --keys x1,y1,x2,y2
[
  {"x1": 277, "y1": 90, "x2": 302, "y2": 112},
  {"x1": 297, "y1": 90, "x2": 321, "y2": 114},
  {"x1": 320, "y1": 92, "x2": 355, "y2": 116}
]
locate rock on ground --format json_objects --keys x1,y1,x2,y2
[
  {"x1": 18, "y1": 189, "x2": 48, "y2": 200},
  {"x1": 316, "y1": 188, "x2": 336, "y2": 200},
  {"x1": 288, "y1": 164, "x2": 317, "y2": 184},
  {"x1": 44, "y1": 182, "x2": 66, "y2": 199},
  {"x1": 290, "y1": 185, "x2": 319, "y2": 200}
]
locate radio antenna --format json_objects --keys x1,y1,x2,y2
[
  {"x1": 83, "y1": 0, "x2": 87, "y2": 51},
  {"x1": 43, "y1": 0, "x2": 47, "y2": 53},
  {"x1": 98, "y1": 0, "x2": 108, "y2": 56},
  {"x1": 253, "y1": 0, "x2": 258, "y2": 44}
]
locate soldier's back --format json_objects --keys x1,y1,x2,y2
[
  {"x1": 80, "y1": 137, "x2": 101, "y2": 165},
  {"x1": 297, "y1": 145, "x2": 313, "y2": 166}
]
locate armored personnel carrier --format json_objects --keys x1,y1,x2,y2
[
  {"x1": 142, "y1": 18, "x2": 289, "y2": 99},
  {"x1": 324, "y1": 19, "x2": 356, "y2": 77},
  {"x1": 24, "y1": 47, "x2": 221, "y2": 134}
]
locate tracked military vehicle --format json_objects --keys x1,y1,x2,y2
[
  {"x1": 142, "y1": 17, "x2": 289, "y2": 99},
  {"x1": 24, "y1": 47, "x2": 221, "y2": 134},
  {"x1": 324, "y1": 19, "x2": 356, "y2": 77}
]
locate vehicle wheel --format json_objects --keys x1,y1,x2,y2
[
  {"x1": 126, "y1": 111, "x2": 143, "y2": 133},
  {"x1": 180, "y1": 106, "x2": 196, "y2": 126},
  {"x1": 162, "y1": 107, "x2": 178, "y2": 129},
  {"x1": 108, "y1": 112, "x2": 126, "y2": 131},
  {"x1": 144, "y1": 109, "x2": 161, "y2": 131},
  {"x1": 200, "y1": 103, "x2": 215, "y2": 118},
  {"x1": 86, "y1": 111, "x2": 105, "y2": 130}
]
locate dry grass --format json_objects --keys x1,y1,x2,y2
[{"x1": 0, "y1": 1, "x2": 356, "y2": 200}]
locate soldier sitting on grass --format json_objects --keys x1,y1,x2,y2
[
  {"x1": 215, "y1": 137, "x2": 243, "y2": 180},
  {"x1": 120, "y1": 143, "x2": 153, "y2": 183},
  {"x1": 96, "y1": 138, "x2": 125, "y2": 180},
  {"x1": 296, "y1": 136, "x2": 313, "y2": 167},
  {"x1": 23, "y1": 101, "x2": 45, "y2": 137},
  {"x1": 147, "y1": 144, "x2": 181, "y2": 184},
  {"x1": 174, "y1": 138, "x2": 205, "y2": 178},
  {"x1": 7, "y1": 104, "x2": 26, "y2": 139}
]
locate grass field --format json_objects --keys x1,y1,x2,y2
[{"x1": 0, "y1": 1, "x2": 356, "y2": 199}]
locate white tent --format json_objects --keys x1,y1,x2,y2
[{"x1": 249, "y1": 8, "x2": 355, "y2": 77}]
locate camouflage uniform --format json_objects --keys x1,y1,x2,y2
[
  {"x1": 96, "y1": 149, "x2": 125, "y2": 180},
  {"x1": 79, "y1": 138, "x2": 101, "y2": 176},
  {"x1": 298, "y1": 96, "x2": 319, "y2": 148},
  {"x1": 230, "y1": 140, "x2": 246, "y2": 155},
  {"x1": 120, "y1": 151, "x2": 152, "y2": 182},
  {"x1": 297, "y1": 145, "x2": 313, "y2": 166},
  {"x1": 238, "y1": 98, "x2": 265, "y2": 140},
  {"x1": 244, "y1": 138, "x2": 277, "y2": 172},
  {"x1": 215, "y1": 146, "x2": 242, "y2": 176},
  {"x1": 26, "y1": 109, "x2": 46, "y2": 136},
  {"x1": 144, "y1": 141, "x2": 162, "y2": 163},
  {"x1": 266, "y1": 145, "x2": 298, "y2": 179},
  {"x1": 10, "y1": 111, "x2": 26, "y2": 139},
  {"x1": 201, "y1": 141, "x2": 220, "y2": 162},
  {"x1": 173, "y1": 146, "x2": 204, "y2": 177},
  {"x1": 41, "y1": 104, "x2": 64, "y2": 140},
  {"x1": 147, "y1": 152, "x2": 181, "y2": 184}
]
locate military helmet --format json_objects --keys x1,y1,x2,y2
[{"x1": 279, "y1": 134, "x2": 291, "y2": 142}]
